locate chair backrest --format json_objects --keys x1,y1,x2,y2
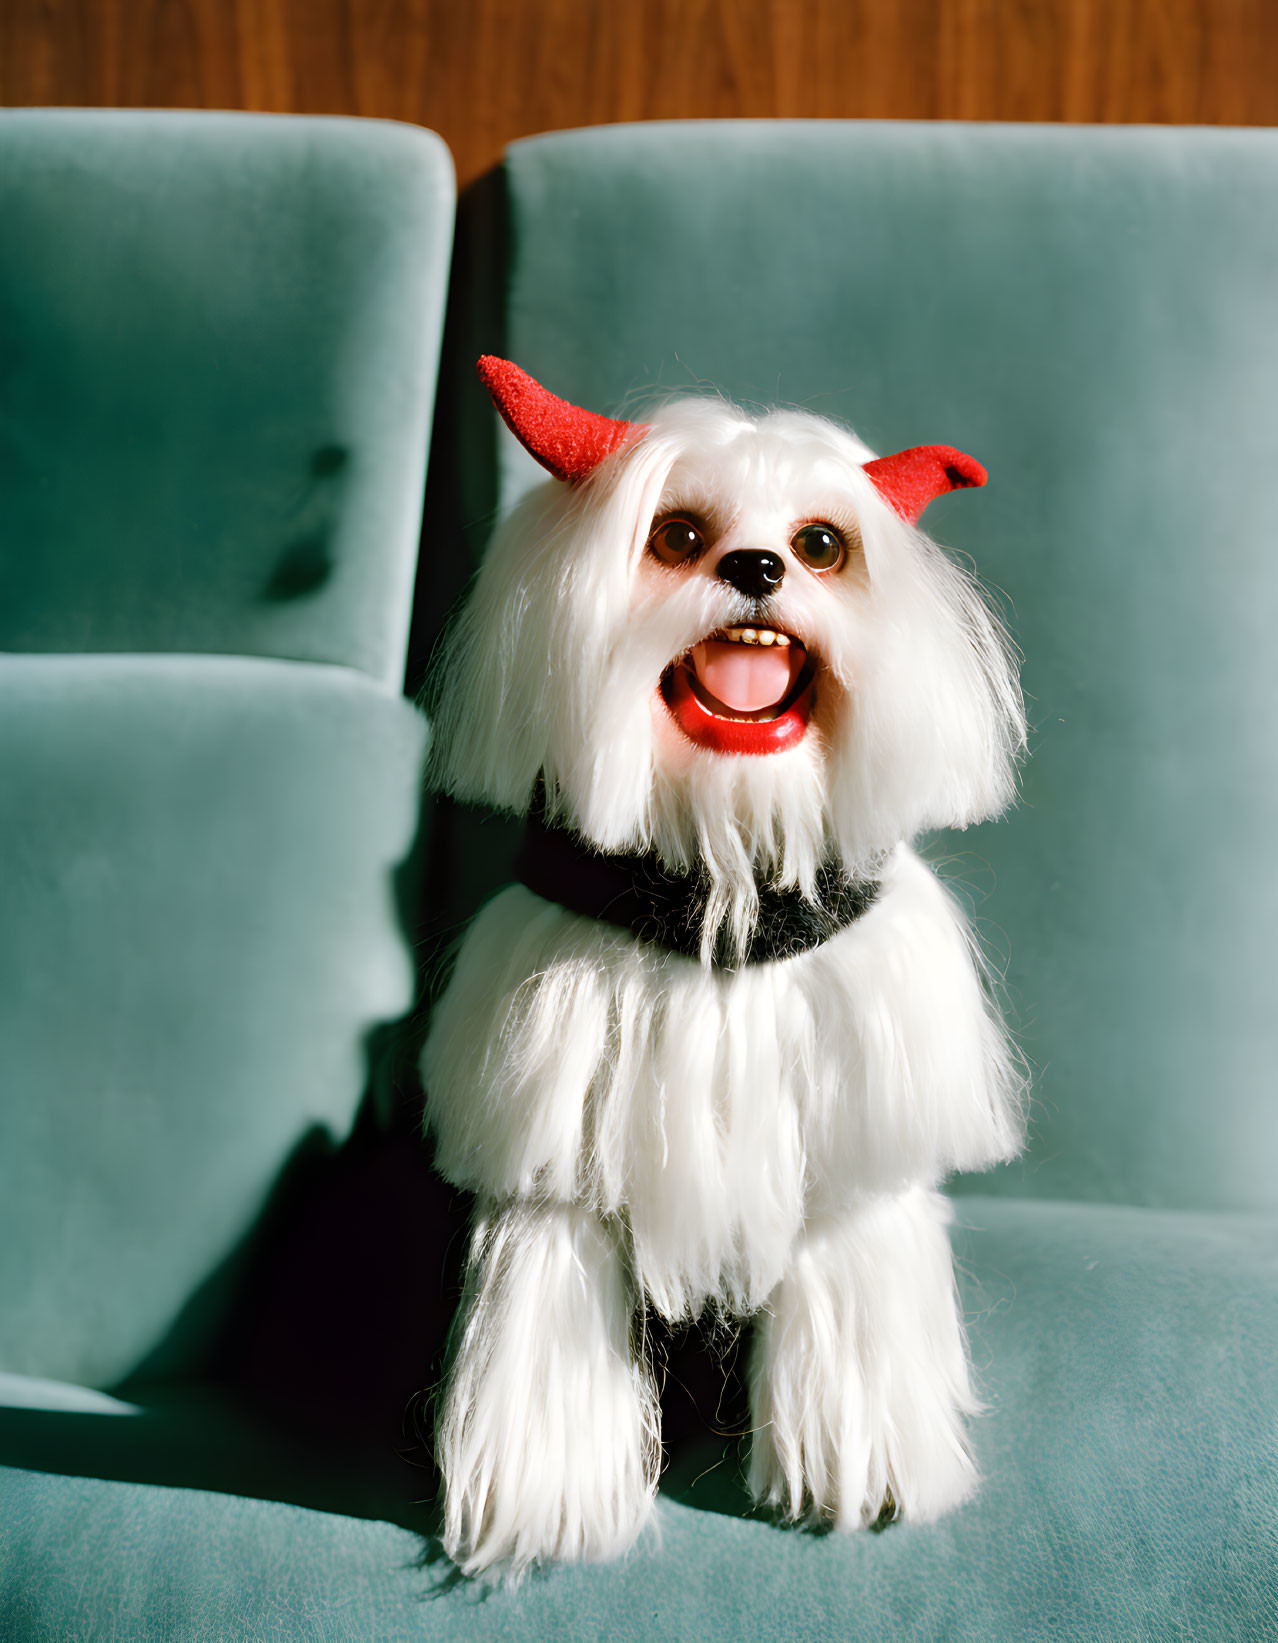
[
  {"x1": 0, "y1": 110, "x2": 453, "y2": 689},
  {"x1": 437, "y1": 120, "x2": 1278, "y2": 1214}
]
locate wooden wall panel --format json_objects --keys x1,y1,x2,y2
[{"x1": 2, "y1": 0, "x2": 1276, "y2": 187}]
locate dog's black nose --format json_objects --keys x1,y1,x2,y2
[{"x1": 715, "y1": 550, "x2": 785, "y2": 599}]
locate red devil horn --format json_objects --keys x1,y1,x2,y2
[
  {"x1": 862, "y1": 445, "x2": 987, "y2": 525},
  {"x1": 476, "y1": 356, "x2": 644, "y2": 484}
]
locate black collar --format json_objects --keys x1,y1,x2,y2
[{"x1": 514, "y1": 805, "x2": 880, "y2": 968}]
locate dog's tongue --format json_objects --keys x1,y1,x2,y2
[{"x1": 691, "y1": 639, "x2": 797, "y2": 713}]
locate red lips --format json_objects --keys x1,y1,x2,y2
[{"x1": 661, "y1": 639, "x2": 814, "y2": 755}]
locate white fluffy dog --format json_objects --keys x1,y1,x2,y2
[{"x1": 422, "y1": 357, "x2": 1026, "y2": 1577}]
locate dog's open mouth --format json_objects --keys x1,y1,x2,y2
[{"x1": 661, "y1": 624, "x2": 815, "y2": 755}]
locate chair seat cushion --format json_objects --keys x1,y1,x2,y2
[
  {"x1": 0, "y1": 654, "x2": 427, "y2": 1389},
  {"x1": 2, "y1": 1196, "x2": 1273, "y2": 1640}
]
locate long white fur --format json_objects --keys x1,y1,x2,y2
[
  {"x1": 425, "y1": 847, "x2": 1020, "y2": 1317},
  {"x1": 748, "y1": 1186, "x2": 980, "y2": 1527},
  {"x1": 437, "y1": 1199, "x2": 660, "y2": 1577},
  {"x1": 423, "y1": 394, "x2": 1026, "y2": 1576}
]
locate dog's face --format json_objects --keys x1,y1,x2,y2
[
  {"x1": 430, "y1": 375, "x2": 1024, "y2": 949},
  {"x1": 640, "y1": 411, "x2": 874, "y2": 768}
]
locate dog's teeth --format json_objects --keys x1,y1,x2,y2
[{"x1": 715, "y1": 625, "x2": 794, "y2": 648}]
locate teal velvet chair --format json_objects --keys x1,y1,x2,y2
[
  {"x1": 419, "y1": 121, "x2": 1278, "y2": 1639},
  {"x1": 0, "y1": 109, "x2": 459, "y2": 1633},
  {"x1": 4, "y1": 113, "x2": 1277, "y2": 1641}
]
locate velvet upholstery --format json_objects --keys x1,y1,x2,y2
[
  {"x1": 2, "y1": 1199, "x2": 1275, "y2": 1640},
  {"x1": 0, "y1": 655, "x2": 427, "y2": 1388},
  {"x1": 0, "y1": 111, "x2": 452, "y2": 689},
  {"x1": 0, "y1": 108, "x2": 450, "y2": 1636},
  {"x1": 0, "y1": 110, "x2": 450, "y2": 1399}
]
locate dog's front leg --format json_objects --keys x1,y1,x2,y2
[
  {"x1": 748, "y1": 1184, "x2": 979, "y2": 1529},
  {"x1": 437, "y1": 1197, "x2": 659, "y2": 1577}
]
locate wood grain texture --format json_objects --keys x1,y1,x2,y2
[{"x1": 3, "y1": 0, "x2": 1276, "y2": 185}]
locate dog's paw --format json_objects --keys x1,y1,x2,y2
[
  {"x1": 438, "y1": 1201, "x2": 660, "y2": 1578},
  {"x1": 747, "y1": 1190, "x2": 980, "y2": 1531},
  {"x1": 749, "y1": 1328, "x2": 978, "y2": 1530},
  {"x1": 441, "y1": 1351, "x2": 658, "y2": 1577}
]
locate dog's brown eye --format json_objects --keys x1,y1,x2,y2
[
  {"x1": 648, "y1": 516, "x2": 705, "y2": 567},
  {"x1": 791, "y1": 522, "x2": 846, "y2": 573}
]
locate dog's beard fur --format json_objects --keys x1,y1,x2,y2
[{"x1": 428, "y1": 397, "x2": 1025, "y2": 961}]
